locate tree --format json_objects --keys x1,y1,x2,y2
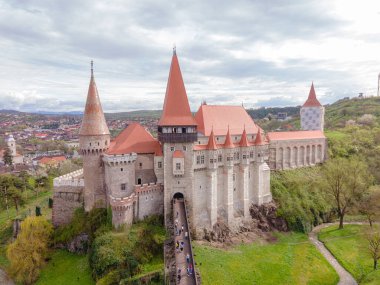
[
  {"x1": 367, "y1": 230, "x2": 380, "y2": 270},
  {"x1": 8, "y1": 185, "x2": 24, "y2": 215},
  {"x1": 320, "y1": 157, "x2": 372, "y2": 229},
  {"x1": 6, "y1": 216, "x2": 53, "y2": 285},
  {"x1": 358, "y1": 187, "x2": 380, "y2": 228},
  {"x1": 3, "y1": 146, "x2": 13, "y2": 166}
]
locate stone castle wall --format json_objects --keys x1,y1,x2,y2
[
  {"x1": 52, "y1": 170, "x2": 84, "y2": 227},
  {"x1": 136, "y1": 183, "x2": 164, "y2": 220}
]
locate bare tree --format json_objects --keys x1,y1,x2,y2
[
  {"x1": 320, "y1": 157, "x2": 372, "y2": 229},
  {"x1": 358, "y1": 187, "x2": 380, "y2": 228},
  {"x1": 367, "y1": 230, "x2": 380, "y2": 270}
]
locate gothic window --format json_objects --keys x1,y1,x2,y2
[
  {"x1": 201, "y1": 155, "x2": 205, "y2": 164},
  {"x1": 250, "y1": 151, "x2": 254, "y2": 158},
  {"x1": 121, "y1": 183, "x2": 126, "y2": 190},
  {"x1": 137, "y1": 178, "x2": 142, "y2": 185},
  {"x1": 158, "y1": 161, "x2": 162, "y2": 168},
  {"x1": 176, "y1": 163, "x2": 181, "y2": 170},
  {"x1": 196, "y1": 156, "x2": 200, "y2": 164},
  {"x1": 218, "y1": 154, "x2": 222, "y2": 162}
]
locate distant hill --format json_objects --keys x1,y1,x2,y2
[
  {"x1": 324, "y1": 96, "x2": 380, "y2": 129},
  {"x1": 105, "y1": 110, "x2": 161, "y2": 120}
]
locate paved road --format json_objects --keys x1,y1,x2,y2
[
  {"x1": 309, "y1": 223, "x2": 357, "y2": 285},
  {"x1": 173, "y1": 198, "x2": 196, "y2": 285}
]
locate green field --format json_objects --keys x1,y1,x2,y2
[
  {"x1": 36, "y1": 250, "x2": 94, "y2": 285},
  {"x1": 193, "y1": 232, "x2": 339, "y2": 285},
  {"x1": 318, "y1": 224, "x2": 380, "y2": 284}
]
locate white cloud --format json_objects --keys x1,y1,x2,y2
[{"x1": 0, "y1": 0, "x2": 379, "y2": 112}]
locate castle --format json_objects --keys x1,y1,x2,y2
[{"x1": 52, "y1": 50, "x2": 327, "y2": 236}]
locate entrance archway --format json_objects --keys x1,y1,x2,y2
[{"x1": 173, "y1": 192, "x2": 184, "y2": 199}]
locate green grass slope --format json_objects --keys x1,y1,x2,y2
[
  {"x1": 194, "y1": 232, "x2": 339, "y2": 285},
  {"x1": 318, "y1": 224, "x2": 380, "y2": 284},
  {"x1": 36, "y1": 250, "x2": 94, "y2": 285}
]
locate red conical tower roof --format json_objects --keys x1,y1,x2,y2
[
  {"x1": 224, "y1": 127, "x2": 235, "y2": 149},
  {"x1": 239, "y1": 128, "x2": 250, "y2": 147},
  {"x1": 254, "y1": 129, "x2": 266, "y2": 146},
  {"x1": 158, "y1": 49, "x2": 197, "y2": 126},
  {"x1": 207, "y1": 129, "x2": 218, "y2": 150},
  {"x1": 79, "y1": 62, "x2": 110, "y2": 136},
  {"x1": 303, "y1": 82, "x2": 322, "y2": 107}
]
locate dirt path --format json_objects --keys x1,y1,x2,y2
[
  {"x1": 309, "y1": 223, "x2": 358, "y2": 285},
  {"x1": 0, "y1": 269, "x2": 14, "y2": 285}
]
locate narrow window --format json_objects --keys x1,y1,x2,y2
[
  {"x1": 183, "y1": 145, "x2": 187, "y2": 151},
  {"x1": 176, "y1": 163, "x2": 181, "y2": 170},
  {"x1": 137, "y1": 178, "x2": 142, "y2": 185},
  {"x1": 121, "y1": 183, "x2": 126, "y2": 190},
  {"x1": 201, "y1": 155, "x2": 205, "y2": 164},
  {"x1": 170, "y1": 147, "x2": 175, "y2": 152},
  {"x1": 120, "y1": 168, "x2": 123, "y2": 172},
  {"x1": 218, "y1": 154, "x2": 222, "y2": 162},
  {"x1": 158, "y1": 161, "x2": 162, "y2": 168},
  {"x1": 196, "y1": 156, "x2": 200, "y2": 164}
]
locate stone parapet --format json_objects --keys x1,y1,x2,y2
[
  {"x1": 135, "y1": 183, "x2": 163, "y2": 194},
  {"x1": 102, "y1": 153, "x2": 137, "y2": 166},
  {"x1": 53, "y1": 169, "x2": 84, "y2": 187},
  {"x1": 109, "y1": 193, "x2": 137, "y2": 210}
]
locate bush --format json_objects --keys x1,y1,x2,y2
[
  {"x1": 271, "y1": 168, "x2": 332, "y2": 232},
  {"x1": 7, "y1": 216, "x2": 53, "y2": 285}
]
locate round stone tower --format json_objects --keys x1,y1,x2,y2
[{"x1": 79, "y1": 62, "x2": 110, "y2": 211}]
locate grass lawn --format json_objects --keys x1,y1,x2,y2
[
  {"x1": 318, "y1": 224, "x2": 380, "y2": 285},
  {"x1": 194, "y1": 232, "x2": 339, "y2": 285},
  {"x1": 36, "y1": 250, "x2": 94, "y2": 285}
]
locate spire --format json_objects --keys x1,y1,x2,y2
[
  {"x1": 158, "y1": 50, "x2": 197, "y2": 126},
  {"x1": 303, "y1": 82, "x2": 322, "y2": 107},
  {"x1": 254, "y1": 129, "x2": 266, "y2": 146},
  {"x1": 79, "y1": 61, "x2": 110, "y2": 136},
  {"x1": 207, "y1": 128, "x2": 218, "y2": 150},
  {"x1": 224, "y1": 127, "x2": 235, "y2": 149},
  {"x1": 239, "y1": 127, "x2": 249, "y2": 147}
]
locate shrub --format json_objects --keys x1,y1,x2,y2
[
  {"x1": 6, "y1": 216, "x2": 53, "y2": 285},
  {"x1": 271, "y1": 168, "x2": 332, "y2": 232}
]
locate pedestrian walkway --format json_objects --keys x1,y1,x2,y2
[
  {"x1": 309, "y1": 223, "x2": 357, "y2": 285},
  {"x1": 173, "y1": 197, "x2": 197, "y2": 285}
]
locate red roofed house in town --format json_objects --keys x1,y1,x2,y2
[{"x1": 53, "y1": 50, "x2": 328, "y2": 237}]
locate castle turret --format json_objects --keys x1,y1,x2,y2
[
  {"x1": 79, "y1": 61, "x2": 110, "y2": 211},
  {"x1": 158, "y1": 48, "x2": 197, "y2": 226},
  {"x1": 300, "y1": 83, "x2": 325, "y2": 131}
]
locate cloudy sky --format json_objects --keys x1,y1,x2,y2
[{"x1": 1, "y1": 0, "x2": 380, "y2": 112}]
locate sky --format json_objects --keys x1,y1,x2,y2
[{"x1": 1, "y1": 0, "x2": 380, "y2": 113}]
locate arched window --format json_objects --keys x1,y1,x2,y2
[{"x1": 137, "y1": 178, "x2": 142, "y2": 185}]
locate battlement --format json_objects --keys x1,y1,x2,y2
[
  {"x1": 109, "y1": 193, "x2": 137, "y2": 210},
  {"x1": 102, "y1": 153, "x2": 137, "y2": 166},
  {"x1": 53, "y1": 169, "x2": 84, "y2": 187},
  {"x1": 134, "y1": 183, "x2": 163, "y2": 195}
]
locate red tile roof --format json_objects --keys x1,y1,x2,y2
[
  {"x1": 158, "y1": 52, "x2": 197, "y2": 126},
  {"x1": 224, "y1": 128, "x2": 235, "y2": 149},
  {"x1": 79, "y1": 64, "x2": 110, "y2": 136},
  {"x1": 39, "y1": 156, "x2": 66, "y2": 164},
  {"x1": 195, "y1": 105, "x2": 258, "y2": 136},
  {"x1": 254, "y1": 128, "x2": 267, "y2": 145},
  {"x1": 173, "y1": 150, "x2": 184, "y2": 158},
  {"x1": 207, "y1": 130, "x2": 218, "y2": 150},
  {"x1": 107, "y1": 123, "x2": 159, "y2": 155},
  {"x1": 267, "y1": 130, "x2": 326, "y2": 141},
  {"x1": 239, "y1": 128, "x2": 250, "y2": 147},
  {"x1": 303, "y1": 83, "x2": 322, "y2": 107},
  {"x1": 155, "y1": 143, "x2": 163, "y2": 157}
]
